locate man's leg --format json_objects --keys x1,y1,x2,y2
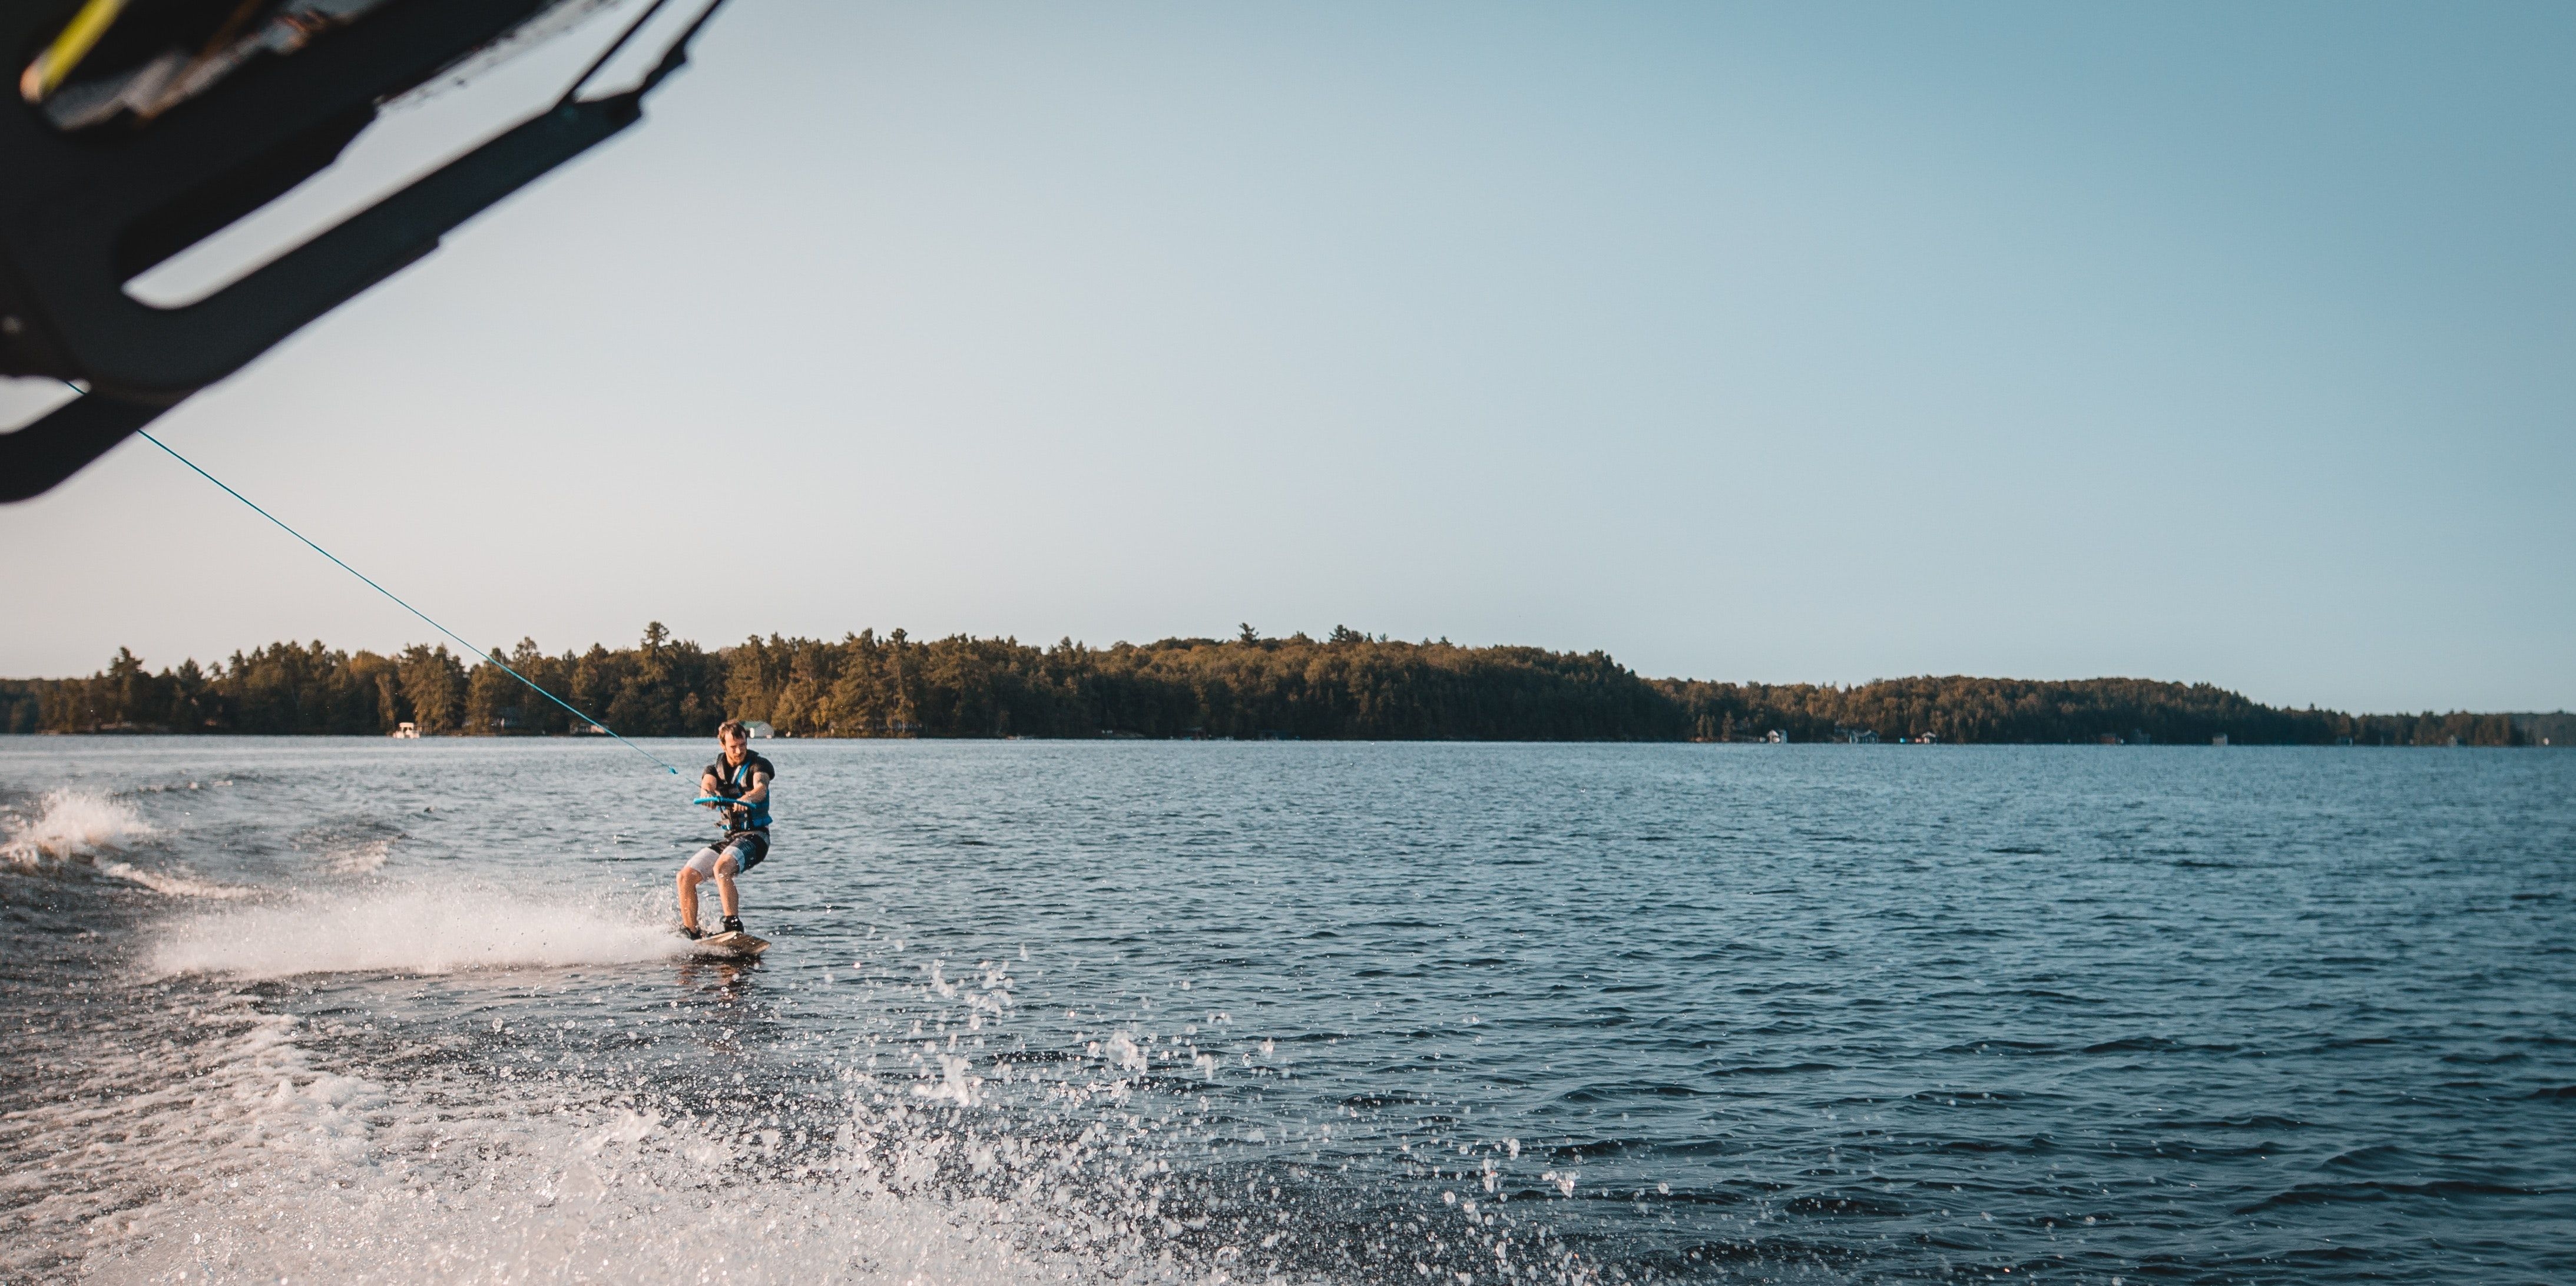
[
  {"x1": 677, "y1": 846, "x2": 721, "y2": 931},
  {"x1": 714, "y1": 852, "x2": 740, "y2": 919}
]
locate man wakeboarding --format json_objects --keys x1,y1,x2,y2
[{"x1": 678, "y1": 719, "x2": 774, "y2": 940}]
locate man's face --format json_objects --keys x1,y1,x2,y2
[{"x1": 720, "y1": 733, "x2": 748, "y2": 763}]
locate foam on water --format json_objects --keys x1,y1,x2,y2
[
  {"x1": 0, "y1": 787, "x2": 253, "y2": 897},
  {"x1": 29, "y1": 961, "x2": 1453, "y2": 1286},
  {"x1": 31, "y1": 1002, "x2": 1112, "y2": 1285},
  {"x1": 323, "y1": 836, "x2": 398, "y2": 874},
  {"x1": 0, "y1": 995, "x2": 373, "y2": 1280},
  {"x1": 290, "y1": 818, "x2": 405, "y2": 874},
  {"x1": 1, "y1": 787, "x2": 155, "y2": 868},
  {"x1": 92, "y1": 857, "x2": 258, "y2": 900},
  {"x1": 148, "y1": 885, "x2": 688, "y2": 979}
]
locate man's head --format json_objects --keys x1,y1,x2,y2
[{"x1": 717, "y1": 718, "x2": 750, "y2": 762}]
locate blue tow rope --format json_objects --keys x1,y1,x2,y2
[{"x1": 133, "y1": 425, "x2": 683, "y2": 776}]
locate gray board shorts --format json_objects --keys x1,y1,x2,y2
[{"x1": 685, "y1": 830, "x2": 769, "y2": 877}]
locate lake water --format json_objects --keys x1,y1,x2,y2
[{"x1": 2, "y1": 738, "x2": 2568, "y2": 1284}]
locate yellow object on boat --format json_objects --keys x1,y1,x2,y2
[{"x1": 20, "y1": 0, "x2": 130, "y2": 102}]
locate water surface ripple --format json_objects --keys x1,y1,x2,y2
[{"x1": 2, "y1": 739, "x2": 2568, "y2": 1283}]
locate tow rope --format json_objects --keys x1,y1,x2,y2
[{"x1": 129, "y1": 421, "x2": 682, "y2": 775}]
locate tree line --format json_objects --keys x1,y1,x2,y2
[
  {"x1": 1651, "y1": 674, "x2": 2528, "y2": 748},
  {"x1": 4, "y1": 624, "x2": 2550, "y2": 746}
]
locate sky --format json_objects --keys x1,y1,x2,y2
[{"x1": 3, "y1": 1, "x2": 2569, "y2": 712}]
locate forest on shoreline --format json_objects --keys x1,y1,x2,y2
[{"x1": 2, "y1": 624, "x2": 2557, "y2": 747}]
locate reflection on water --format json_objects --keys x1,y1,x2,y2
[{"x1": 1, "y1": 738, "x2": 2570, "y2": 1283}]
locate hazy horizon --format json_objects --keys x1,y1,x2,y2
[{"x1": 4, "y1": 2, "x2": 2569, "y2": 711}]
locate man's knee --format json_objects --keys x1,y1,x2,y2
[
  {"x1": 678, "y1": 865, "x2": 703, "y2": 886},
  {"x1": 714, "y1": 854, "x2": 740, "y2": 878}
]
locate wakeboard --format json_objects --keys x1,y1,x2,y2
[{"x1": 688, "y1": 930, "x2": 770, "y2": 959}]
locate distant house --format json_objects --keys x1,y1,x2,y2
[
  {"x1": 1764, "y1": 729, "x2": 1787, "y2": 744},
  {"x1": 1833, "y1": 725, "x2": 1879, "y2": 744},
  {"x1": 391, "y1": 722, "x2": 420, "y2": 739},
  {"x1": 2211, "y1": 734, "x2": 2228, "y2": 746},
  {"x1": 742, "y1": 720, "x2": 775, "y2": 738}
]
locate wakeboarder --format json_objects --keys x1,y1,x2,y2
[{"x1": 678, "y1": 719, "x2": 774, "y2": 940}]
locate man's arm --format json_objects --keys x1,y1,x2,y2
[{"x1": 740, "y1": 770, "x2": 770, "y2": 804}]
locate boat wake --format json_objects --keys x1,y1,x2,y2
[
  {"x1": 147, "y1": 884, "x2": 688, "y2": 979},
  {"x1": 1, "y1": 787, "x2": 156, "y2": 869},
  {"x1": 0, "y1": 787, "x2": 253, "y2": 897},
  {"x1": 21, "y1": 997, "x2": 1098, "y2": 1286}
]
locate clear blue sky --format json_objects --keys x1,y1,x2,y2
[{"x1": 4, "y1": 1, "x2": 2568, "y2": 712}]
